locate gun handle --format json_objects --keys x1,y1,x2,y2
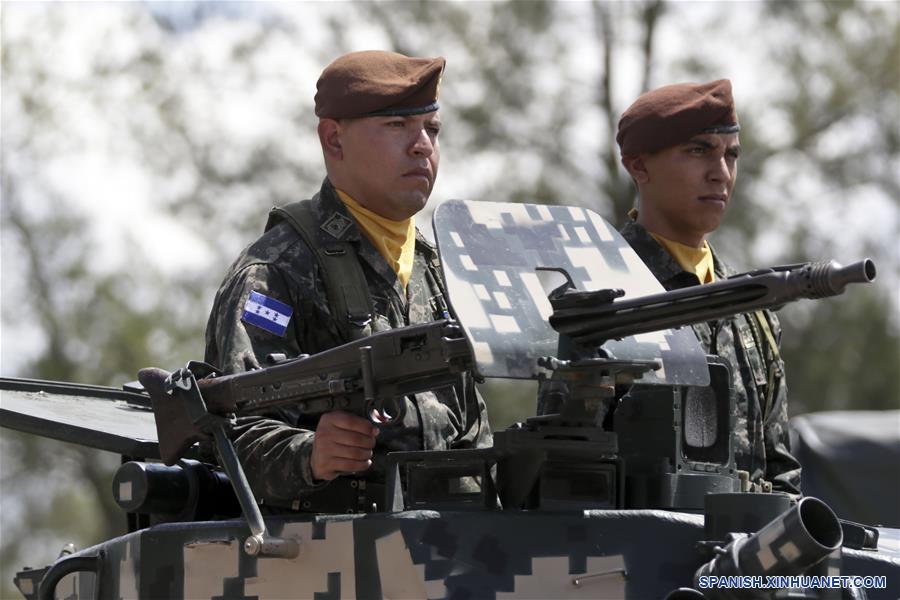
[{"x1": 138, "y1": 368, "x2": 210, "y2": 466}]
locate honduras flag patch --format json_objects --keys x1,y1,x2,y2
[{"x1": 242, "y1": 291, "x2": 293, "y2": 337}]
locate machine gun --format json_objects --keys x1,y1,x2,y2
[
  {"x1": 141, "y1": 259, "x2": 874, "y2": 460},
  {"x1": 136, "y1": 255, "x2": 874, "y2": 546},
  {"x1": 137, "y1": 319, "x2": 473, "y2": 557},
  {"x1": 139, "y1": 319, "x2": 472, "y2": 467},
  {"x1": 535, "y1": 259, "x2": 877, "y2": 510},
  {"x1": 461, "y1": 259, "x2": 874, "y2": 513}
]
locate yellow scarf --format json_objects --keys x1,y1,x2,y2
[
  {"x1": 650, "y1": 233, "x2": 716, "y2": 284},
  {"x1": 335, "y1": 189, "x2": 416, "y2": 290}
]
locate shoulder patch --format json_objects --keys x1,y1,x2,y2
[
  {"x1": 321, "y1": 212, "x2": 353, "y2": 239},
  {"x1": 241, "y1": 291, "x2": 293, "y2": 337}
]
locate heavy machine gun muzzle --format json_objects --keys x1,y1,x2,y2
[{"x1": 550, "y1": 259, "x2": 876, "y2": 345}]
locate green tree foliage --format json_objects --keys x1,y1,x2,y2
[
  {"x1": 0, "y1": 4, "x2": 291, "y2": 593},
  {"x1": 729, "y1": 0, "x2": 899, "y2": 413},
  {"x1": 1, "y1": 2, "x2": 896, "y2": 596}
]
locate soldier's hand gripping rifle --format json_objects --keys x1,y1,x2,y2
[
  {"x1": 139, "y1": 319, "x2": 473, "y2": 467},
  {"x1": 138, "y1": 319, "x2": 471, "y2": 557}
]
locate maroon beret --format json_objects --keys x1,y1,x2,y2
[
  {"x1": 315, "y1": 50, "x2": 445, "y2": 119},
  {"x1": 616, "y1": 79, "x2": 740, "y2": 156}
]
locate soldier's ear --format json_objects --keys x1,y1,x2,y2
[
  {"x1": 621, "y1": 155, "x2": 650, "y2": 184},
  {"x1": 318, "y1": 118, "x2": 343, "y2": 160}
]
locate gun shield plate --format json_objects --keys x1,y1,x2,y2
[{"x1": 433, "y1": 200, "x2": 708, "y2": 385}]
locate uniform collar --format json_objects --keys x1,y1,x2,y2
[
  {"x1": 414, "y1": 228, "x2": 438, "y2": 260},
  {"x1": 619, "y1": 220, "x2": 729, "y2": 289},
  {"x1": 313, "y1": 178, "x2": 436, "y2": 257},
  {"x1": 312, "y1": 178, "x2": 438, "y2": 306},
  {"x1": 310, "y1": 178, "x2": 363, "y2": 243}
]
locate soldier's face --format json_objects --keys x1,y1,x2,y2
[
  {"x1": 627, "y1": 133, "x2": 740, "y2": 247},
  {"x1": 330, "y1": 112, "x2": 441, "y2": 221}
]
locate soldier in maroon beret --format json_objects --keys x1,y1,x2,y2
[
  {"x1": 616, "y1": 80, "x2": 802, "y2": 495},
  {"x1": 205, "y1": 51, "x2": 492, "y2": 512},
  {"x1": 618, "y1": 79, "x2": 741, "y2": 247},
  {"x1": 315, "y1": 50, "x2": 446, "y2": 221}
]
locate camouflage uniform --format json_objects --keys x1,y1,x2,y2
[
  {"x1": 205, "y1": 179, "x2": 492, "y2": 510},
  {"x1": 620, "y1": 220, "x2": 801, "y2": 494}
]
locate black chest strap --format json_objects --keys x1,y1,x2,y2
[{"x1": 265, "y1": 201, "x2": 374, "y2": 342}]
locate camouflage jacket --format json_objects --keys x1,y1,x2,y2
[
  {"x1": 205, "y1": 179, "x2": 492, "y2": 510},
  {"x1": 619, "y1": 220, "x2": 801, "y2": 494}
]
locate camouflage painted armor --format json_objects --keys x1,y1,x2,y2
[
  {"x1": 204, "y1": 179, "x2": 492, "y2": 511},
  {"x1": 619, "y1": 220, "x2": 801, "y2": 494}
]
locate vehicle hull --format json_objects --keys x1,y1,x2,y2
[{"x1": 22, "y1": 509, "x2": 900, "y2": 600}]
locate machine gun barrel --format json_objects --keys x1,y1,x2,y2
[{"x1": 549, "y1": 259, "x2": 875, "y2": 345}]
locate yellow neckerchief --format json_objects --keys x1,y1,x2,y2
[
  {"x1": 649, "y1": 232, "x2": 716, "y2": 284},
  {"x1": 335, "y1": 189, "x2": 416, "y2": 290}
]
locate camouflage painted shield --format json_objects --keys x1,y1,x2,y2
[{"x1": 432, "y1": 200, "x2": 709, "y2": 385}]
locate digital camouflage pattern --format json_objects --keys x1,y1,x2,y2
[
  {"x1": 432, "y1": 200, "x2": 709, "y2": 386},
  {"x1": 204, "y1": 179, "x2": 492, "y2": 510},
  {"x1": 20, "y1": 509, "x2": 899, "y2": 600},
  {"x1": 619, "y1": 220, "x2": 801, "y2": 494}
]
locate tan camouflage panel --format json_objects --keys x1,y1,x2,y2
[
  {"x1": 181, "y1": 520, "x2": 439, "y2": 599},
  {"x1": 432, "y1": 200, "x2": 708, "y2": 385},
  {"x1": 376, "y1": 530, "x2": 436, "y2": 598},
  {"x1": 117, "y1": 536, "x2": 139, "y2": 600},
  {"x1": 619, "y1": 220, "x2": 801, "y2": 494},
  {"x1": 243, "y1": 521, "x2": 356, "y2": 597},
  {"x1": 495, "y1": 554, "x2": 626, "y2": 599},
  {"x1": 184, "y1": 536, "x2": 241, "y2": 599}
]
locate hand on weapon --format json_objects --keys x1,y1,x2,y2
[{"x1": 311, "y1": 411, "x2": 380, "y2": 481}]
